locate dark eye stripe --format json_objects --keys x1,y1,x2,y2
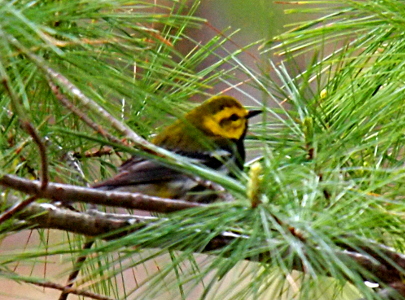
[{"x1": 229, "y1": 114, "x2": 240, "y2": 121}]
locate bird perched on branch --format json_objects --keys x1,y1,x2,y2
[{"x1": 93, "y1": 95, "x2": 261, "y2": 203}]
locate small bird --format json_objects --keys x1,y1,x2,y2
[{"x1": 93, "y1": 95, "x2": 261, "y2": 203}]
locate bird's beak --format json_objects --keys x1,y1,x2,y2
[{"x1": 247, "y1": 109, "x2": 262, "y2": 119}]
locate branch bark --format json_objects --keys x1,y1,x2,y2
[
  {"x1": 1, "y1": 189, "x2": 404, "y2": 287},
  {"x1": 0, "y1": 174, "x2": 201, "y2": 213}
]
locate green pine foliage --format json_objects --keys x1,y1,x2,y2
[{"x1": 1, "y1": 0, "x2": 405, "y2": 299}]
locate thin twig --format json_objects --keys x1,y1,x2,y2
[
  {"x1": 3, "y1": 273, "x2": 114, "y2": 300},
  {"x1": 0, "y1": 81, "x2": 49, "y2": 223},
  {"x1": 20, "y1": 121, "x2": 48, "y2": 190},
  {"x1": 58, "y1": 240, "x2": 95, "y2": 300},
  {"x1": 43, "y1": 63, "x2": 152, "y2": 151},
  {"x1": 336, "y1": 235, "x2": 405, "y2": 272},
  {"x1": 36, "y1": 57, "x2": 143, "y2": 145},
  {"x1": 6, "y1": 134, "x2": 38, "y2": 178},
  {"x1": 2, "y1": 31, "x2": 149, "y2": 148},
  {"x1": 73, "y1": 147, "x2": 115, "y2": 159},
  {"x1": 0, "y1": 125, "x2": 48, "y2": 223},
  {"x1": 49, "y1": 82, "x2": 123, "y2": 145}
]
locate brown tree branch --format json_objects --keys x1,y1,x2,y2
[
  {"x1": 2, "y1": 272, "x2": 114, "y2": 300},
  {"x1": 21, "y1": 121, "x2": 49, "y2": 190},
  {"x1": 2, "y1": 192, "x2": 404, "y2": 287},
  {"x1": 0, "y1": 174, "x2": 202, "y2": 213},
  {"x1": 48, "y1": 82, "x2": 123, "y2": 145},
  {"x1": 2, "y1": 175, "x2": 405, "y2": 297},
  {"x1": 335, "y1": 236, "x2": 405, "y2": 278},
  {"x1": 0, "y1": 75, "x2": 49, "y2": 224},
  {"x1": 58, "y1": 240, "x2": 95, "y2": 300}
]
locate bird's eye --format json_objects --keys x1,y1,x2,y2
[{"x1": 229, "y1": 114, "x2": 239, "y2": 121}]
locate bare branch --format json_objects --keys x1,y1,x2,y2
[
  {"x1": 48, "y1": 82, "x2": 123, "y2": 145},
  {"x1": 21, "y1": 122, "x2": 49, "y2": 189},
  {"x1": 0, "y1": 175, "x2": 202, "y2": 213},
  {"x1": 2, "y1": 193, "x2": 404, "y2": 287},
  {"x1": 336, "y1": 236, "x2": 405, "y2": 275},
  {"x1": 0, "y1": 76, "x2": 49, "y2": 224},
  {"x1": 58, "y1": 240, "x2": 95, "y2": 300},
  {"x1": 2, "y1": 176, "x2": 405, "y2": 290},
  {"x1": 2, "y1": 272, "x2": 114, "y2": 300}
]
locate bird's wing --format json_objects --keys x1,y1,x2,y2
[
  {"x1": 92, "y1": 148, "x2": 234, "y2": 190},
  {"x1": 92, "y1": 157, "x2": 182, "y2": 189},
  {"x1": 176, "y1": 149, "x2": 232, "y2": 170}
]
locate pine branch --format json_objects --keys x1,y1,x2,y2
[
  {"x1": 1, "y1": 271, "x2": 114, "y2": 300},
  {"x1": 0, "y1": 174, "x2": 201, "y2": 213},
  {"x1": 1, "y1": 187, "x2": 405, "y2": 288}
]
